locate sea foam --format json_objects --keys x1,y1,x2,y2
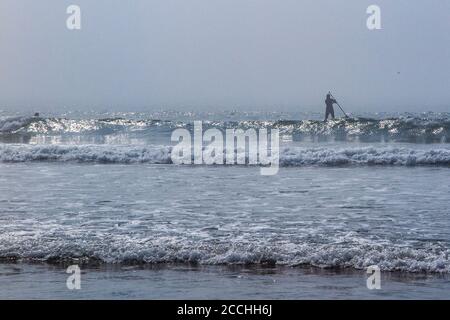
[
  {"x1": 1, "y1": 144, "x2": 449, "y2": 167},
  {"x1": 0, "y1": 232, "x2": 448, "y2": 273}
]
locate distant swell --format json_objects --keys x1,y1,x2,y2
[{"x1": 1, "y1": 144, "x2": 450, "y2": 167}]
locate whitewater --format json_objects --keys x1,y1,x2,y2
[{"x1": 0, "y1": 144, "x2": 449, "y2": 167}]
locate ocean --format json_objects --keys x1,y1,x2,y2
[{"x1": 0, "y1": 110, "x2": 449, "y2": 299}]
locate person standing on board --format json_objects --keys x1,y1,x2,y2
[{"x1": 324, "y1": 92, "x2": 337, "y2": 122}]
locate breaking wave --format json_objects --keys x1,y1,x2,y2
[
  {"x1": 1, "y1": 144, "x2": 449, "y2": 167},
  {"x1": 0, "y1": 233, "x2": 448, "y2": 273},
  {"x1": 0, "y1": 116, "x2": 38, "y2": 133},
  {"x1": 1, "y1": 115, "x2": 450, "y2": 143},
  {"x1": 0, "y1": 116, "x2": 176, "y2": 134},
  {"x1": 0, "y1": 144, "x2": 172, "y2": 164}
]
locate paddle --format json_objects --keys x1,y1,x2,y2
[{"x1": 330, "y1": 93, "x2": 350, "y2": 118}]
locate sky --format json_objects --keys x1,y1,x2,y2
[{"x1": 0, "y1": 0, "x2": 449, "y2": 113}]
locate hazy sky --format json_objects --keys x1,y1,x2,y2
[{"x1": 0, "y1": 0, "x2": 449, "y2": 113}]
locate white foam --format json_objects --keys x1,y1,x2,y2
[
  {"x1": 279, "y1": 146, "x2": 450, "y2": 166},
  {"x1": 0, "y1": 144, "x2": 172, "y2": 164},
  {"x1": 0, "y1": 233, "x2": 448, "y2": 273},
  {"x1": 1, "y1": 144, "x2": 449, "y2": 167}
]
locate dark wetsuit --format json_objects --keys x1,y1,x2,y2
[{"x1": 324, "y1": 96, "x2": 336, "y2": 121}]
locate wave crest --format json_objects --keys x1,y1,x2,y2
[
  {"x1": 1, "y1": 116, "x2": 449, "y2": 143},
  {"x1": 0, "y1": 233, "x2": 448, "y2": 273}
]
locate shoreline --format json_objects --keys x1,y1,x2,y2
[{"x1": 1, "y1": 262, "x2": 449, "y2": 299}]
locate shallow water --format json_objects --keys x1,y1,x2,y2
[
  {"x1": 1, "y1": 263, "x2": 449, "y2": 299},
  {"x1": 1, "y1": 163, "x2": 449, "y2": 273}
]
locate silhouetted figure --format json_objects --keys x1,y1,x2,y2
[{"x1": 324, "y1": 92, "x2": 336, "y2": 121}]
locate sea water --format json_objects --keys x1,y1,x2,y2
[{"x1": 0, "y1": 111, "x2": 449, "y2": 299}]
